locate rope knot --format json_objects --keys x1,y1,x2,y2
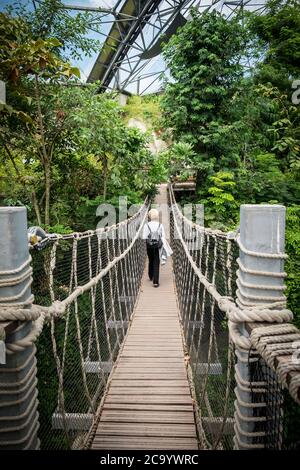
[
  {"x1": 218, "y1": 296, "x2": 234, "y2": 313},
  {"x1": 48, "y1": 301, "x2": 66, "y2": 318}
]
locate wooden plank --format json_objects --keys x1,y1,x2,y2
[
  {"x1": 130, "y1": 321, "x2": 179, "y2": 325},
  {"x1": 134, "y1": 313, "x2": 178, "y2": 316},
  {"x1": 126, "y1": 336, "x2": 182, "y2": 340},
  {"x1": 118, "y1": 357, "x2": 184, "y2": 363},
  {"x1": 126, "y1": 331, "x2": 180, "y2": 335},
  {"x1": 130, "y1": 321, "x2": 179, "y2": 324},
  {"x1": 122, "y1": 344, "x2": 183, "y2": 347},
  {"x1": 100, "y1": 410, "x2": 195, "y2": 424},
  {"x1": 128, "y1": 330, "x2": 181, "y2": 334},
  {"x1": 113, "y1": 374, "x2": 188, "y2": 380},
  {"x1": 135, "y1": 312, "x2": 178, "y2": 315},
  {"x1": 130, "y1": 324, "x2": 180, "y2": 327},
  {"x1": 122, "y1": 345, "x2": 184, "y2": 350},
  {"x1": 114, "y1": 364, "x2": 186, "y2": 370},
  {"x1": 96, "y1": 422, "x2": 196, "y2": 437},
  {"x1": 131, "y1": 323, "x2": 179, "y2": 326},
  {"x1": 123, "y1": 346, "x2": 183, "y2": 350},
  {"x1": 121, "y1": 352, "x2": 184, "y2": 358},
  {"x1": 92, "y1": 443, "x2": 198, "y2": 450},
  {"x1": 105, "y1": 395, "x2": 193, "y2": 404},
  {"x1": 117, "y1": 365, "x2": 186, "y2": 370},
  {"x1": 108, "y1": 387, "x2": 190, "y2": 395},
  {"x1": 111, "y1": 380, "x2": 189, "y2": 387},
  {"x1": 92, "y1": 436, "x2": 198, "y2": 450},
  {"x1": 135, "y1": 308, "x2": 177, "y2": 310},
  {"x1": 123, "y1": 343, "x2": 183, "y2": 347},
  {"x1": 130, "y1": 322, "x2": 180, "y2": 326},
  {"x1": 102, "y1": 403, "x2": 194, "y2": 412},
  {"x1": 113, "y1": 369, "x2": 186, "y2": 380}
]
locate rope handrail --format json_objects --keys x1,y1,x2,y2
[
  {"x1": 168, "y1": 184, "x2": 293, "y2": 342},
  {"x1": 2, "y1": 185, "x2": 299, "y2": 450},
  {"x1": 0, "y1": 199, "x2": 149, "y2": 347},
  {"x1": 169, "y1": 183, "x2": 300, "y2": 411},
  {"x1": 29, "y1": 197, "x2": 148, "y2": 244},
  {"x1": 35, "y1": 203, "x2": 149, "y2": 320}
]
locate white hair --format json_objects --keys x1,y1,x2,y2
[{"x1": 148, "y1": 208, "x2": 159, "y2": 221}]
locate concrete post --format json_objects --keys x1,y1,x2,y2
[
  {"x1": 0, "y1": 207, "x2": 40, "y2": 449},
  {"x1": 234, "y1": 204, "x2": 286, "y2": 450},
  {"x1": 0, "y1": 80, "x2": 6, "y2": 104}
]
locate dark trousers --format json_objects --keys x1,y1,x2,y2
[{"x1": 147, "y1": 245, "x2": 160, "y2": 285}]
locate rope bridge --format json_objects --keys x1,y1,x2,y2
[{"x1": 0, "y1": 184, "x2": 300, "y2": 450}]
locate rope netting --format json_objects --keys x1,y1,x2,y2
[
  {"x1": 29, "y1": 202, "x2": 148, "y2": 449},
  {"x1": 169, "y1": 186, "x2": 238, "y2": 449},
  {"x1": 168, "y1": 184, "x2": 300, "y2": 450}
]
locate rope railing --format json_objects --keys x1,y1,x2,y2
[
  {"x1": 168, "y1": 183, "x2": 300, "y2": 450},
  {"x1": 169, "y1": 184, "x2": 238, "y2": 449},
  {"x1": 0, "y1": 199, "x2": 149, "y2": 449}
]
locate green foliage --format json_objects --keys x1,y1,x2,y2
[
  {"x1": 0, "y1": 6, "x2": 159, "y2": 230},
  {"x1": 124, "y1": 94, "x2": 162, "y2": 131},
  {"x1": 161, "y1": 8, "x2": 246, "y2": 188},
  {"x1": 164, "y1": 141, "x2": 197, "y2": 181},
  {"x1": 6, "y1": 0, "x2": 101, "y2": 61},
  {"x1": 0, "y1": 81, "x2": 157, "y2": 228},
  {"x1": 160, "y1": 1, "x2": 300, "y2": 326},
  {"x1": 249, "y1": 0, "x2": 300, "y2": 84},
  {"x1": 0, "y1": 12, "x2": 80, "y2": 85},
  {"x1": 206, "y1": 171, "x2": 237, "y2": 227}
]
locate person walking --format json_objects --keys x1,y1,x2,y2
[{"x1": 143, "y1": 208, "x2": 172, "y2": 287}]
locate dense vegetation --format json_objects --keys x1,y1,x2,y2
[
  {"x1": 0, "y1": 0, "x2": 163, "y2": 232},
  {"x1": 160, "y1": 0, "x2": 300, "y2": 326}
]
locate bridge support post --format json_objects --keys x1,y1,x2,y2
[
  {"x1": 233, "y1": 204, "x2": 286, "y2": 450},
  {"x1": 0, "y1": 207, "x2": 40, "y2": 449}
]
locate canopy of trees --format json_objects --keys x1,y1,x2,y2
[
  {"x1": 0, "y1": 1, "x2": 163, "y2": 231},
  {"x1": 160, "y1": 0, "x2": 300, "y2": 325}
]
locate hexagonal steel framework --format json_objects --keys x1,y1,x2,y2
[{"x1": 62, "y1": 0, "x2": 267, "y2": 94}]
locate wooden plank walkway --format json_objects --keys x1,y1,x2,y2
[{"x1": 91, "y1": 185, "x2": 198, "y2": 450}]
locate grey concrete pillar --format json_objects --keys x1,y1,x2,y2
[
  {"x1": 0, "y1": 80, "x2": 6, "y2": 104},
  {"x1": 234, "y1": 205, "x2": 286, "y2": 450},
  {"x1": 0, "y1": 207, "x2": 40, "y2": 449}
]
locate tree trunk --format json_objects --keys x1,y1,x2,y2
[
  {"x1": 102, "y1": 155, "x2": 108, "y2": 201},
  {"x1": 44, "y1": 165, "x2": 51, "y2": 226},
  {"x1": 34, "y1": 75, "x2": 51, "y2": 225},
  {"x1": 31, "y1": 189, "x2": 42, "y2": 226},
  {"x1": 196, "y1": 168, "x2": 207, "y2": 193},
  {"x1": 3, "y1": 143, "x2": 42, "y2": 224}
]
